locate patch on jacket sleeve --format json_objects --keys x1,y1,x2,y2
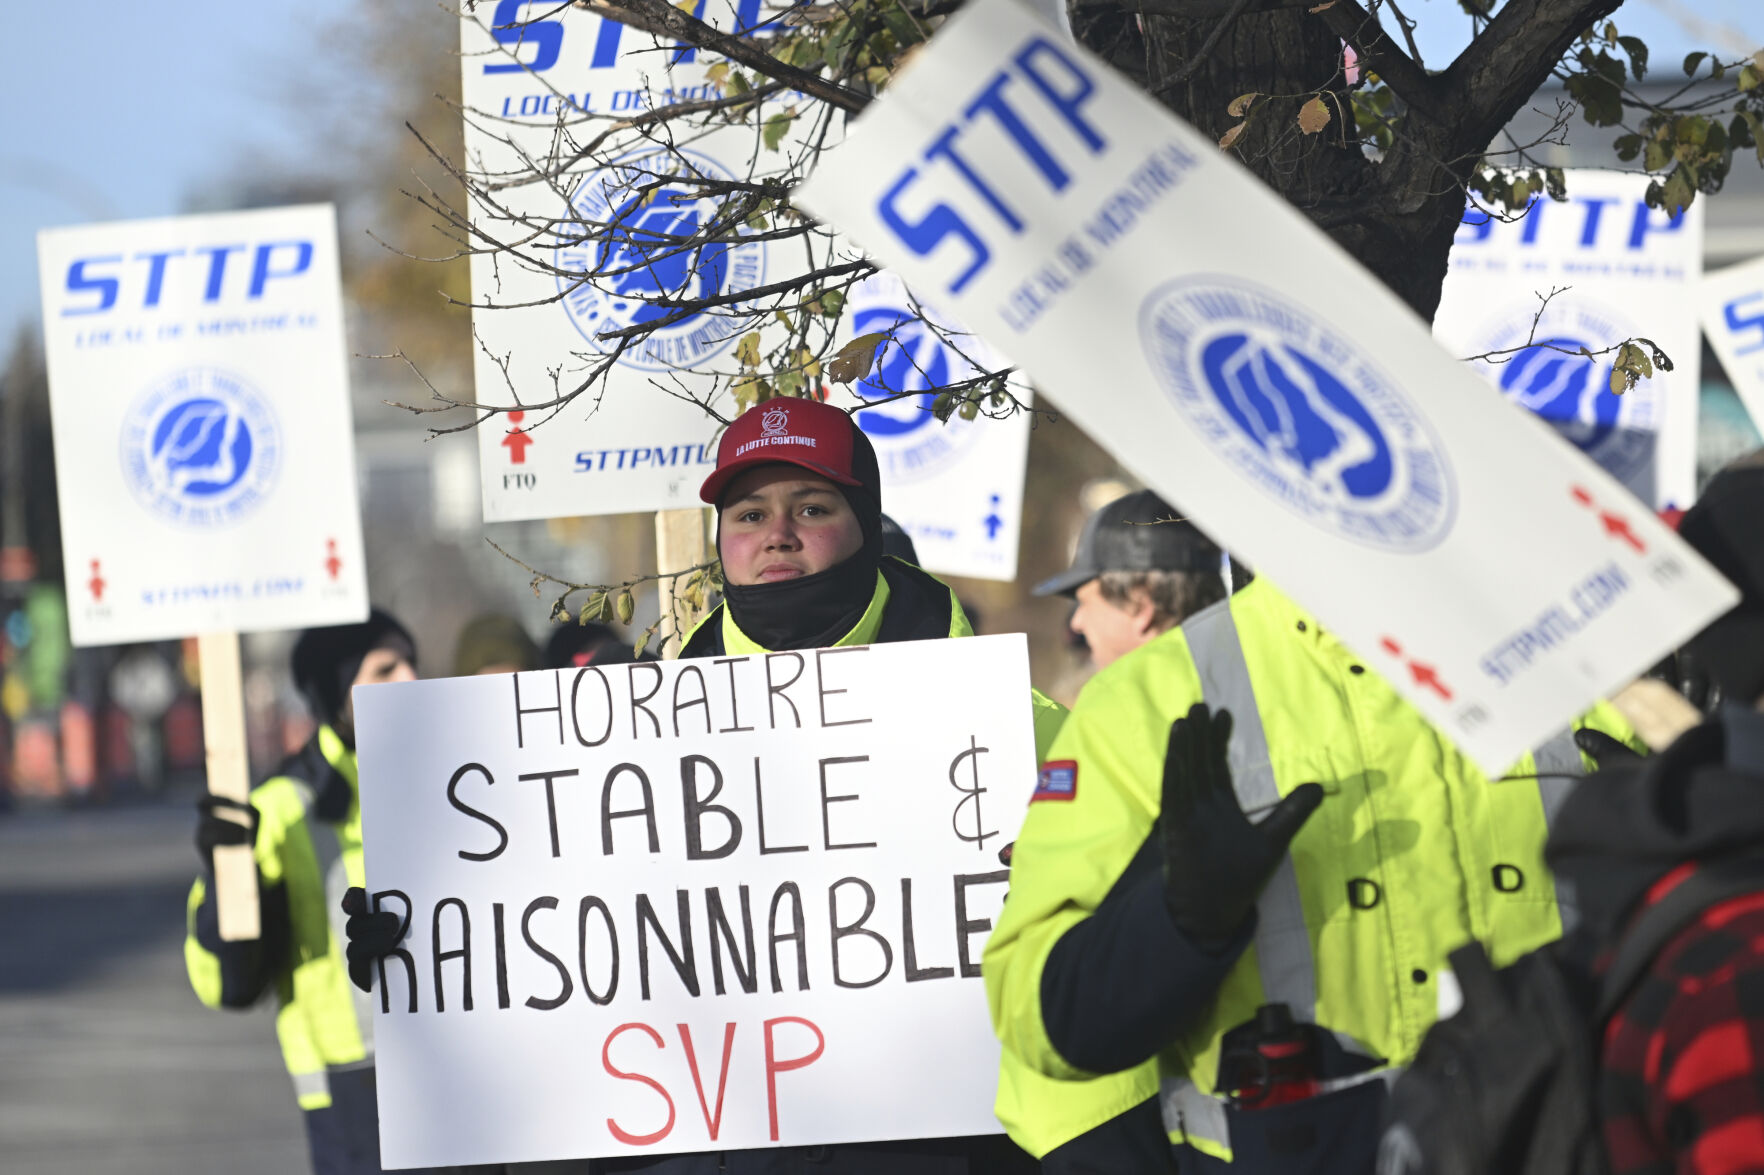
[{"x1": 1033, "y1": 760, "x2": 1078, "y2": 802}]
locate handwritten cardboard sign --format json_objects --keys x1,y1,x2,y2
[
  {"x1": 795, "y1": 0, "x2": 1738, "y2": 771},
  {"x1": 355, "y1": 635, "x2": 1037, "y2": 1167},
  {"x1": 36, "y1": 205, "x2": 367, "y2": 646}
]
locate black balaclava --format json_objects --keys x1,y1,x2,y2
[
  {"x1": 291, "y1": 608, "x2": 418, "y2": 739},
  {"x1": 718, "y1": 431, "x2": 885, "y2": 651}
]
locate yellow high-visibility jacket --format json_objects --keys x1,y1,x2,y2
[
  {"x1": 185, "y1": 724, "x2": 372, "y2": 1110},
  {"x1": 984, "y1": 577, "x2": 1642, "y2": 1163}
]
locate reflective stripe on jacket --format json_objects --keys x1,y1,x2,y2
[
  {"x1": 983, "y1": 577, "x2": 1643, "y2": 1163},
  {"x1": 185, "y1": 724, "x2": 371, "y2": 1110}
]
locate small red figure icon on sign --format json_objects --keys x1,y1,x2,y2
[
  {"x1": 502, "y1": 410, "x2": 532, "y2": 465},
  {"x1": 1569, "y1": 485, "x2": 1646, "y2": 554},
  {"x1": 325, "y1": 539, "x2": 342, "y2": 581},
  {"x1": 88, "y1": 559, "x2": 106, "y2": 603},
  {"x1": 1380, "y1": 636, "x2": 1453, "y2": 701}
]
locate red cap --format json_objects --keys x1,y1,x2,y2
[{"x1": 699, "y1": 397, "x2": 876, "y2": 505}]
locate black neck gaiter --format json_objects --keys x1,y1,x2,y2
[{"x1": 722, "y1": 530, "x2": 883, "y2": 651}]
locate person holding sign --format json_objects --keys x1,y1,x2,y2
[
  {"x1": 345, "y1": 396, "x2": 1059, "y2": 1172},
  {"x1": 186, "y1": 610, "x2": 424, "y2": 1175},
  {"x1": 983, "y1": 573, "x2": 1642, "y2": 1175}
]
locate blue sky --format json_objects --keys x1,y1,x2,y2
[{"x1": 3, "y1": 0, "x2": 1761, "y2": 339}]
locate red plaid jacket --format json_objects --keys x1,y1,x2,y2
[{"x1": 1602, "y1": 863, "x2": 1764, "y2": 1175}]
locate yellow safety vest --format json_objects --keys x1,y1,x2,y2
[
  {"x1": 984, "y1": 578, "x2": 1642, "y2": 1162},
  {"x1": 185, "y1": 724, "x2": 372, "y2": 1110}
]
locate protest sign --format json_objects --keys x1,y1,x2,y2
[
  {"x1": 461, "y1": 1, "x2": 829, "y2": 522},
  {"x1": 1699, "y1": 253, "x2": 1764, "y2": 435},
  {"x1": 356, "y1": 635, "x2": 1037, "y2": 1167},
  {"x1": 827, "y1": 272, "x2": 1031, "y2": 581},
  {"x1": 795, "y1": 0, "x2": 1738, "y2": 771},
  {"x1": 35, "y1": 205, "x2": 367, "y2": 647},
  {"x1": 1432, "y1": 171, "x2": 1704, "y2": 509}
]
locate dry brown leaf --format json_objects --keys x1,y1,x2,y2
[
  {"x1": 1218, "y1": 122, "x2": 1247, "y2": 150},
  {"x1": 1308, "y1": 0, "x2": 1337, "y2": 11},
  {"x1": 1227, "y1": 91, "x2": 1260, "y2": 118},
  {"x1": 1298, "y1": 96, "x2": 1332, "y2": 134},
  {"x1": 828, "y1": 332, "x2": 889, "y2": 383}
]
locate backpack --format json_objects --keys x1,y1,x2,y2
[{"x1": 1376, "y1": 855, "x2": 1764, "y2": 1175}]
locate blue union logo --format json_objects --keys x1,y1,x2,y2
[
  {"x1": 1141, "y1": 278, "x2": 1456, "y2": 552},
  {"x1": 120, "y1": 368, "x2": 281, "y2": 529},
  {"x1": 556, "y1": 147, "x2": 767, "y2": 373},
  {"x1": 846, "y1": 275, "x2": 988, "y2": 483},
  {"x1": 1470, "y1": 299, "x2": 1656, "y2": 497}
]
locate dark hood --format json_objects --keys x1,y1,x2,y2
[{"x1": 1546, "y1": 720, "x2": 1764, "y2": 947}]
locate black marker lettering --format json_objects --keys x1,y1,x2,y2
[
  {"x1": 522, "y1": 897, "x2": 574, "y2": 1011},
  {"x1": 570, "y1": 666, "x2": 614, "y2": 747},
  {"x1": 819, "y1": 756, "x2": 877, "y2": 851},
  {"x1": 636, "y1": 890, "x2": 700, "y2": 999},
  {"x1": 767, "y1": 881, "x2": 809, "y2": 993},
  {"x1": 601, "y1": 763, "x2": 661, "y2": 855},
  {"x1": 682, "y1": 755, "x2": 741, "y2": 861},
  {"x1": 447, "y1": 763, "x2": 507, "y2": 863},
  {"x1": 955, "y1": 870, "x2": 1010, "y2": 978},
  {"x1": 577, "y1": 896, "x2": 620, "y2": 1005},
  {"x1": 513, "y1": 671, "x2": 563, "y2": 748},
  {"x1": 372, "y1": 889, "x2": 418, "y2": 1013},
  {"x1": 432, "y1": 897, "x2": 474, "y2": 1012},
  {"x1": 765, "y1": 653, "x2": 805, "y2": 728},
  {"x1": 755, "y1": 758, "x2": 807, "y2": 856},
  {"x1": 816, "y1": 647, "x2": 872, "y2": 728},
  {"x1": 715, "y1": 657, "x2": 755, "y2": 733},
  {"x1": 901, "y1": 879, "x2": 955, "y2": 982},
  {"x1": 829, "y1": 877, "x2": 893, "y2": 989},
  {"x1": 519, "y1": 768, "x2": 578, "y2": 858},
  {"x1": 493, "y1": 901, "x2": 511, "y2": 1009},
  {"x1": 629, "y1": 663, "x2": 664, "y2": 738},
  {"x1": 672, "y1": 664, "x2": 711, "y2": 736},
  {"x1": 706, "y1": 885, "x2": 758, "y2": 995}
]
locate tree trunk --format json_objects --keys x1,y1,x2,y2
[{"x1": 1075, "y1": 4, "x2": 1468, "y2": 321}]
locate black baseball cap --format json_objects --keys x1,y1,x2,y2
[
  {"x1": 1033, "y1": 489, "x2": 1222, "y2": 597},
  {"x1": 1679, "y1": 459, "x2": 1764, "y2": 704}
]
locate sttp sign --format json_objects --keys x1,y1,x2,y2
[
  {"x1": 828, "y1": 272, "x2": 1031, "y2": 582},
  {"x1": 355, "y1": 635, "x2": 1038, "y2": 1167},
  {"x1": 1700, "y1": 253, "x2": 1764, "y2": 438},
  {"x1": 795, "y1": 0, "x2": 1737, "y2": 772},
  {"x1": 1433, "y1": 171, "x2": 1704, "y2": 510},
  {"x1": 36, "y1": 205, "x2": 368, "y2": 646}
]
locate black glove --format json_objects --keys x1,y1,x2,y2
[
  {"x1": 195, "y1": 795, "x2": 258, "y2": 871},
  {"x1": 1572, "y1": 728, "x2": 1642, "y2": 770},
  {"x1": 1160, "y1": 703, "x2": 1323, "y2": 948},
  {"x1": 341, "y1": 886, "x2": 405, "y2": 993}
]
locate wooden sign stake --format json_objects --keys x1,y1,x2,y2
[
  {"x1": 654, "y1": 508, "x2": 710, "y2": 660},
  {"x1": 198, "y1": 631, "x2": 261, "y2": 941}
]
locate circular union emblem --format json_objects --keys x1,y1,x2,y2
[
  {"x1": 850, "y1": 303, "x2": 986, "y2": 485},
  {"x1": 761, "y1": 406, "x2": 791, "y2": 436},
  {"x1": 119, "y1": 367, "x2": 281, "y2": 529},
  {"x1": 1140, "y1": 277, "x2": 1457, "y2": 552},
  {"x1": 556, "y1": 147, "x2": 768, "y2": 373},
  {"x1": 1468, "y1": 298, "x2": 1656, "y2": 490}
]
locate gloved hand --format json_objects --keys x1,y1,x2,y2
[
  {"x1": 341, "y1": 887, "x2": 405, "y2": 993},
  {"x1": 1572, "y1": 728, "x2": 1642, "y2": 770},
  {"x1": 1160, "y1": 703, "x2": 1323, "y2": 948},
  {"x1": 195, "y1": 795, "x2": 258, "y2": 871}
]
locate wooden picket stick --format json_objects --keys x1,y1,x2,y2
[
  {"x1": 654, "y1": 508, "x2": 710, "y2": 660},
  {"x1": 198, "y1": 631, "x2": 261, "y2": 941}
]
